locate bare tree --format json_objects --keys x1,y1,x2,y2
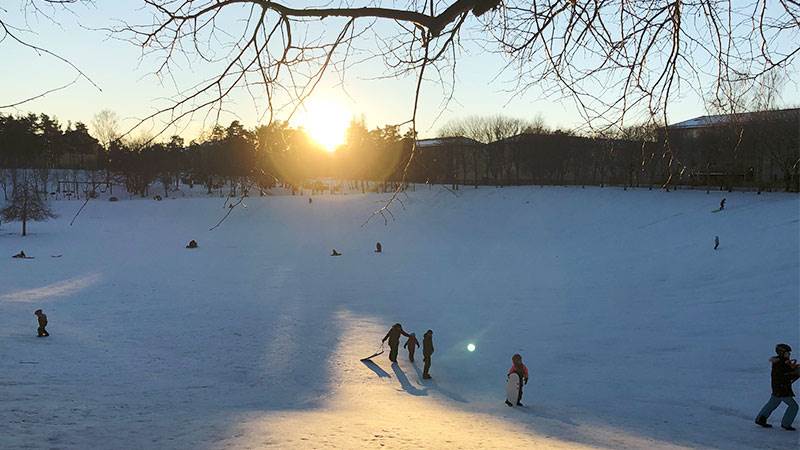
[
  {"x1": 439, "y1": 114, "x2": 543, "y2": 184},
  {"x1": 91, "y1": 110, "x2": 121, "y2": 150},
  {"x1": 0, "y1": 1, "x2": 100, "y2": 109},
  {"x1": 439, "y1": 115, "x2": 538, "y2": 143},
  {"x1": 2, "y1": 173, "x2": 57, "y2": 236},
  {"x1": 119, "y1": 1, "x2": 798, "y2": 131}
]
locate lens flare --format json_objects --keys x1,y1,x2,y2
[{"x1": 297, "y1": 99, "x2": 350, "y2": 152}]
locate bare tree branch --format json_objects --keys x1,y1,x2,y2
[{"x1": 0, "y1": 1, "x2": 101, "y2": 109}]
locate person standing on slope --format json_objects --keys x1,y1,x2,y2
[
  {"x1": 422, "y1": 330, "x2": 434, "y2": 379},
  {"x1": 755, "y1": 343, "x2": 800, "y2": 430},
  {"x1": 34, "y1": 309, "x2": 49, "y2": 337},
  {"x1": 507, "y1": 354, "x2": 529, "y2": 406},
  {"x1": 382, "y1": 323, "x2": 410, "y2": 363},
  {"x1": 404, "y1": 332, "x2": 420, "y2": 362}
]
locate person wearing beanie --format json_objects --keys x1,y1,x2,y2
[{"x1": 755, "y1": 343, "x2": 800, "y2": 430}]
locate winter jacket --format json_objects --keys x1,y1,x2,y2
[
  {"x1": 423, "y1": 334, "x2": 434, "y2": 357},
  {"x1": 382, "y1": 326, "x2": 410, "y2": 346},
  {"x1": 37, "y1": 314, "x2": 48, "y2": 328},
  {"x1": 771, "y1": 356, "x2": 799, "y2": 397},
  {"x1": 404, "y1": 335, "x2": 420, "y2": 350},
  {"x1": 508, "y1": 363, "x2": 529, "y2": 383}
]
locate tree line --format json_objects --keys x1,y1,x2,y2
[
  {"x1": 0, "y1": 112, "x2": 415, "y2": 199},
  {"x1": 1, "y1": 110, "x2": 798, "y2": 202}
]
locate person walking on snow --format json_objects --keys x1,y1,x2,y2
[
  {"x1": 382, "y1": 323, "x2": 410, "y2": 363},
  {"x1": 506, "y1": 354, "x2": 529, "y2": 406},
  {"x1": 720, "y1": 198, "x2": 726, "y2": 211},
  {"x1": 755, "y1": 343, "x2": 800, "y2": 430},
  {"x1": 404, "y1": 333, "x2": 420, "y2": 362},
  {"x1": 34, "y1": 309, "x2": 49, "y2": 337},
  {"x1": 422, "y1": 330, "x2": 434, "y2": 379}
]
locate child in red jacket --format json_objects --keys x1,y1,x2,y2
[{"x1": 506, "y1": 353, "x2": 529, "y2": 406}]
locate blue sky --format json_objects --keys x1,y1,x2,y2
[{"x1": 1, "y1": 1, "x2": 797, "y2": 141}]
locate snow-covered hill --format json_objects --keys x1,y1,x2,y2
[{"x1": 1, "y1": 186, "x2": 798, "y2": 449}]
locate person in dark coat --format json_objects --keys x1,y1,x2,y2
[
  {"x1": 34, "y1": 309, "x2": 49, "y2": 337},
  {"x1": 714, "y1": 236, "x2": 720, "y2": 250},
  {"x1": 755, "y1": 343, "x2": 800, "y2": 430},
  {"x1": 422, "y1": 329, "x2": 434, "y2": 379},
  {"x1": 186, "y1": 240, "x2": 198, "y2": 249},
  {"x1": 403, "y1": 333, "x2": 420, "y2": 362},
  {"x1": 382, "y1": 323, "x2": 410, "y2": 363},
  {"x1": 720, "y1": 198, "x2": 726, "y2": 210},
  {"x1": 375, "y1": 242, "x2": 382, "y2": 253},
  {"x1": 331, "y1": 249, "x2": 342, "y2": 256}
]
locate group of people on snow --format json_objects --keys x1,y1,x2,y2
[
  {"x1": 381, "y1": 323, "x2": 434, "y2": 379},
  {"x1": 380, "y1": 321, "x2": 795, "y2": 420},
  {"x1": 331, "y1": 242, "x2": 382, "y2": 257},
  {"x1": 378, "y1": 323, "x2": 531, "y2": 406}
]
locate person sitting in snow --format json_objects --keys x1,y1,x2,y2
[
  {"x1": 12, "y1": 250, "x2": 27, "y2": 258},
  {"x1": 404, "y1": 333, "x2": 420, "y2": 362},
  {"x1": 186, "y1": 240, "x2": 198, "y2": 249},
  {"x1": 382, "y1": 323, "x2": 410, "y2": 363},
  {"x1": 506, "y1": 353, "x2": 529, "y2": 406},
  {"x1": 331, "y1": 249, "x2": 342, "y2": 256},
  {"x1": 34, "y1": 309, "x2": 49, "y2": 337},
  {"x1": 755, "y1": 343, "x2": 800, "y2": 430},
  {"x1": 422, "y1": 330, "x2": 434, "y2": 379},
  {"x1": 375, "y1": 242, "x2": 382, "y2": 253}
]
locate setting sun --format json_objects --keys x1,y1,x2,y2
[{"x1": 299, "y1": 100, "x2": 350, "y2": 152}]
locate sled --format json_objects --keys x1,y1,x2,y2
[
  {"x1": 505, "y1": 372, "x2": 521, "y2": 405},
  {"x1": 360, "y1": 343, "x2": 385, "y2": 361}
]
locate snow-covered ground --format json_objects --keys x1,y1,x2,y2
[{"x1": 1, "y1": 186, "x2": 798, "y2": 449}]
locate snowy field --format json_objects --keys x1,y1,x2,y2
[{"x1": 1, "y1": 186, "x2": 798, "y2": 449}]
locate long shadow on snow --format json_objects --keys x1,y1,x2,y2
[
  {"x1": 411, "y1": 362, "x2": 468, "y2": 403},
  {"x1": 361, "y1": 359, "x2": 391, "y2": 378},
  {"x1": 391, "y1": 363, "x2": 427, "y2": 396}
]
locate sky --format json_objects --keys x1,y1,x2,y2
[{"x1": 1, "y1": 1, "x2": 798, "y2": 142}]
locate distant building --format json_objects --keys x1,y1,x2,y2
[
  {"x1": 413, "y1": 109, "x2": 798, "y2": 191},
  {"x1": 489, "y1": 132, "x2": 658, "y2": 187},
  {"x1": 415, "y1": 137, "x2": 484, "y2": 186},
  {"x1": 663, "y1": 108, "x2": 799, "y2": 191},
  {"x1": 417, "y1": 134, "x2": 659, "y2": 187}
]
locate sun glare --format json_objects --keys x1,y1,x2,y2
[{"x1": 300, "y1": 100, "x2": 350, "y2": 152}]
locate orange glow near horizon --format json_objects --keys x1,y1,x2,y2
[{"x1": 298, "y1": 100, "x2": 350, "y2": 152}]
